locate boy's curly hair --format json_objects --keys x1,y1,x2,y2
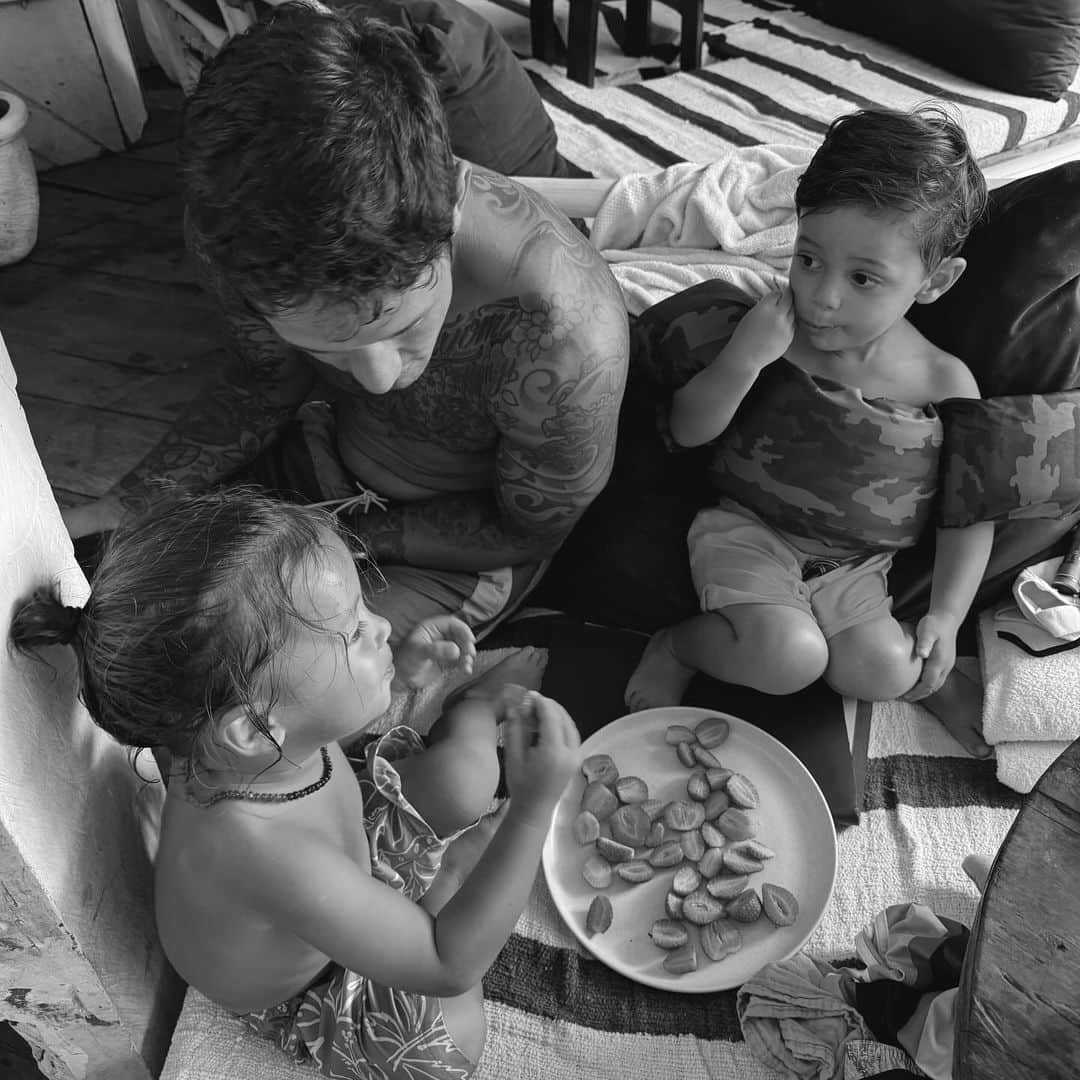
[
  {"x1": 178, "y1": 2, "x2": 458, "y2": 319},
  {"x1": 795, "y1": 105, "x2": 988, "y2": 268}
]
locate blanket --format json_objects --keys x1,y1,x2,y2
[
  {"x1": 589, "y1": 147, "x2": 810, "y2": 314},
  {"x1": 160, "y1": 630, "x2": 1016, "y2": 1080}
]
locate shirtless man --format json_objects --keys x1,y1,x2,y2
[{"x1": 63, "y1": 2, "x2": 629, "y2": 639}]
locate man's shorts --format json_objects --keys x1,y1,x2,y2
[
  {"x1": 241, "y1": 727, "x2": 478, "y2": 1079},
  {"x1": 688, "y1": 501, "x2": 896, "y2": 639}
]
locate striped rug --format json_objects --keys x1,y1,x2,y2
[
  {"x1": 465, "y1": 0, "x2": 1080, "y2": 178},
  {"x1": 162, "y1": 648, "x2": 1015, "y2": 1080}
]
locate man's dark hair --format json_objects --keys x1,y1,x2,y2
[
  {"x1": 795, "y1": 105, "x2": 988, "y2": 268},
  {"x1": 179, "y1": 2, "x2": 458, "y2": 317}
]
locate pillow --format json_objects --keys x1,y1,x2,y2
[
  {"x1": 366, "y1": 0, "x2": 571, "y2": 176},
  {"x1": 909, "y1": 162, "x2": 1080, "y2": 397},
  {"x1": 795, "y1": 0, "x2": 1080, "y2": 100},
  {"x1": 937, "y1": 393, "x2": 1080, "y2": 527}
]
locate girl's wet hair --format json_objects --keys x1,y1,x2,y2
[
  {"x1": 10, "y1": 489, "x2": 348, "y2": 771},
  {"x1": 795, "y1": 105, "x2": 988, "y2": 268}
]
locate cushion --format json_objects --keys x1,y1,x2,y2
[
  {"x1": 367, "y1": 0, "x2": 570, "y2": 176},
  {"x1": 795, "y1": 0, "x2": 1080, "y2": 101},
  {"x1": 937, "y1": 393, "x2": 1080, "y2": 527},
  {"x1": 909, "y1": 162, "x2": 1080, "y2": 398}
]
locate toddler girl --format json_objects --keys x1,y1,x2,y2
[{"x1": 12, "y1": 489, "x2": 580, "y2": 1078}]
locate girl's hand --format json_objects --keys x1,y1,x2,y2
[
  {"x1": 728, "y1": 286, "x2": 796, "y2": 369},
  {"x1": 394, "y1": 616, "x2": 477, "y2": 689},
  {"x1": 502, "y1": 692, "x2": 581, "y2": 827},
  {"x1": 902, "y1": 613, "x2": 958, "y2": 701}
]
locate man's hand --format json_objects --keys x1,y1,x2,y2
[
  {"x1": 727, "y1": 286, "x2": 796, "y2": 370},
  {"x1": 393, "y1": 615, "x2": 477, "y2": 689},
  {"x1": 903, "y1": 612, "x2": 959, "y2": 701},
  {"x1": 61, "y1": 496, "x2": 125, "y2": 540}
]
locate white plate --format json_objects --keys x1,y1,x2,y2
[{"x1": 542, "y1": 706, "x2": 838, "y2": 992}]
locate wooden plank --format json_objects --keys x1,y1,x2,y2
[
  {"x1": 27, "y1": 194, "x2": 197, "y2": 286},
  {"x1": 81, "y1": 0, "x2": 148, "y2": 143},
  {"x1": 39, "y1": 152, "x2": 178, "y2": 202},
  {"x1": 0, "y1": 1, "x2": 130, "y2": 164},
  {"x1": 0, "y1": 263, "x2": 222, "y2": 372},
  {"x1": 19, "y1": 395, "x2": 170, "y2": 498},
  {"x1": 11, "y1": 344, "x2": 216, "y2": 420},
  {"x1": 33, "y1": 184, "x2": 138, "y2": 246}
]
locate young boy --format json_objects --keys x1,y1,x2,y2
[{"x1": 625, "y1": 106, "x2": 994, "y2": 756}]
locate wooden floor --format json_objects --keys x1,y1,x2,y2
[{"x1": 1, "y1": 73, "x2": 225, "y2": 510}]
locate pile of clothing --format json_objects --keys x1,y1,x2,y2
[{"x1": 737, "y1": 903, "x2": 967, "y2": 1079}]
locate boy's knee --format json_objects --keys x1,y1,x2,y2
[
  {"x1": 759, "y1": 620, "x2": 829, "y2": 695},
  {"x1": 825, "y1": 630, "x2": 914, "y2": 700}
]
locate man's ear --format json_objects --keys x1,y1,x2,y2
[
  {"x1": 914, "y1": 256, "x2": 966, "y2": 305},
  {"x1": 216, "y1": 704, "x2": 287, "y2": 761},
  {"x1": 451, "y1": 159, "x2": 472, "y2": 235}
]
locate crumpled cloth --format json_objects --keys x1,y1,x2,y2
[
  {"x1": 738, "y1": 903, "x2": 967, "y2": 1079},
  {"x1": 737, "y1": 953, "x2": 873, "y2": 1079},
  {"x1": 589, "y1": 146, "x2": 813, "y2": 315}
]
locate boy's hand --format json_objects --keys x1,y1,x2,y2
[
  {"x1": 728, "y1": 286, "x2": 796, "y2": 369},
  {"x1": 502, "y1": 692, "x2": 581, "y2": 828},
  {"x1": 394, "y1": 616, "x2": 477, "y2": 689},
  {"x1": 903, "y1": 613, "x2": 958, "y2": 701}
]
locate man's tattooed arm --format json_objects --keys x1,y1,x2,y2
[
  {"x1": 110, "y1": 313, "x2": 315, "y2": 515},
  {"x1": 352, "y1": 297, "x2": 630, "y2": 570}
]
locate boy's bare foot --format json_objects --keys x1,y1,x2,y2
[
  {"x1": 441, "y1": 647, "x2": 546, "y2": 716},
  {"x1": 962, "y1": 853, "x2": 993, "y2": 895},
  {"x1": 625, "y1": 628, "x2": 697, "y2": 712},
  {"x1": 922, "y1": 668, "x2": 992, "y2": 758}
]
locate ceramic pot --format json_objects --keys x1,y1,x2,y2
[{"x1": 0, "y1": 90, "x2": 40, "y2": 266}]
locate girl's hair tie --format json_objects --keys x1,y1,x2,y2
[{"x1": 56, "y1": 604, "x2": 85, "y2": 646}]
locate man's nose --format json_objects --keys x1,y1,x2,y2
[{"x1": 345, "y1": 343, "x2": 403, "y2": 394}]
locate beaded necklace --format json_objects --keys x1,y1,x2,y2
[{"x1": 201, "y1": 746, "x2": 333, "y2": 807}]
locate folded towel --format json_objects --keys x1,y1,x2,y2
[
  {"x1": 978, "y1": 605, "x2": 1080, "y2": 745},
  {"x1": 994, "y1": 739, "x2": 1069, "y2": 794},
  {"x1": 590, "y1": 147, "x2": 813, "y2": 315}
]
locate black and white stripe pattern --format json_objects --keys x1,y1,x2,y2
[{"x1": 468, "y1": 0, "x2": 1080, "y2": 178}]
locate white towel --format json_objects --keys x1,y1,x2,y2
[
  {"x1": 978, "y1": 604, "x2": 1080, "y2": 793},
  {"x1": 590, "y1": 147, "x2": 814, "y2": 315},
  {"x1": 978, "y1": 605, "x2": 1080, "y2": 744},
  {"x1": 994, "y1": 740, "x2": 1070, "y2": 794}
]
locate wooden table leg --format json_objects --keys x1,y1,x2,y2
[
  {"x1": 624, "y1": 0, "x2": 652, "y2": 57},
  {"x1": 566, "y1": 0, "x2": 600, "y2": 87},
  {"x1": 679, "y1": 0, "x2": 704, "y2": 71},
  {"x1": 530, "y1": 0, "x2": 559, "y2": 65}
]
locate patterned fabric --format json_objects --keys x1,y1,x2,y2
[
  {"x1": 241, "y1": 727, "x2": 476, "y2": 1079},
  {"x1": 710, "y1": 359, "x2": 943, "y2": 554},
  {"x1": 938, "y1": 392, "x2": 1080, "y2": 527}
]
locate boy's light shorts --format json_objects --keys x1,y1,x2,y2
[
  {"x1": 688, "y1": 502, "x2": 896, "y2": 639},
  {"x1": 241, "y1": 727, "x2": 478, "y2": 1079}
]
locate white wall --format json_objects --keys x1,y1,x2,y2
[{"x1": 0, "y1": 332, "x2": 182, "y2": 1077}]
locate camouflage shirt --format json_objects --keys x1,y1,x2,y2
[{"x1": 710, "y1": 359, "x2": 943, "y2": 554}]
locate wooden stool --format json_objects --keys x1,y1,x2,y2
[
  {"x1": 954, "y1": 736, "x2": 1080, "y2": 1078},
  {"x1": 530, "y1": 0, "x2": 705, "y2": 88}
]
